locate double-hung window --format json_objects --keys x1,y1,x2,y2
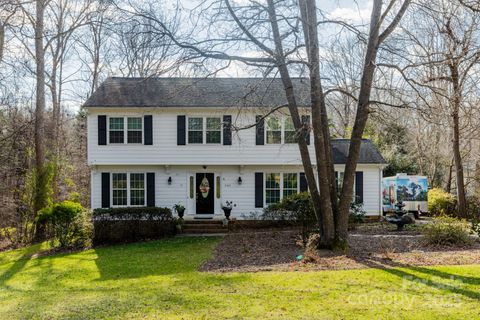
[
  {"x1": 130, "y1": 173, "x2": 145, "y2": 206},
  {"x1": 266, "y1": 115, "x2": 303, "y2": 144},
  {"x1": 111, "y1": 173, "x2": 145, "y2": 206},
  {"x1": 109, "y1": 116, "x2": 143, "y2": 144},
  {"x1": 109, "y1": 118, "x2": 124, "y2": 144},
  {"x1": 112, "y1": 173, "x2": 127, "y2": 206},
  {"x1": 265, "y1": 173, "x2": 281, "y2": 205},
  {"x1": 284, "y1": 117, "x2": 297, "y2": 143},
  {"x1": 206, "y1": 118, "x2": 221, "y2": 143},
  {"x1": 266, "y1": 117, "x2": 282, "y2": 144},
  {"x1": 127, "y1": 117, "x2": 142, "y2": 143},
  {"x1": 265, "y1": 172, "x2": 299, "y2": 205},
  {"x1": 188, "y1": 117, "x2": 203, "y2": 144},
  {"x1": 188, "y1": 117, "x2": 222, "y2": 144}
]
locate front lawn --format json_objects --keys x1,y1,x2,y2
[{"x1": 0, "y1": 237, "x2": 479, "y2": 319}]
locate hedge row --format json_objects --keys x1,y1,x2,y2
[{"x1": 92, "y1": 207, "x2": 176, "y2": 245}]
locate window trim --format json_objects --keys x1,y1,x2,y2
[
  {"x1": 110, "y1": 172, "x2": 146, "y2": 207},
  {"x1": 107, "y1": 116, "x2": 144, "y2": 145},
  {"x1": 186, "y1": 116, "x2": 223, "y2": 145},
  {"x1": 264, "y1": 172, "x2": 300, "y2": 206}
]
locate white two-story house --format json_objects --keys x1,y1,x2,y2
[{"x1": 84, "y1": 77, "x2": 386, "y2": 218}]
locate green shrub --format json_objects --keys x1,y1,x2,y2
[
  {"x1": 263, "y1": 192, "x2": 317, "y2": 243},
  {"x1": 92, "y1": 207, "x2": 175, "y2": 245},
  {"x1": 263, "y1": 192, "x2": 315, "y2": 224},
  {"x1": 349, "y1": 202, "x2": 366, "y2": 230},
  {"x1": 428, "y1": 188, "x2": 456, "y2": 215},
  {"x1": 422, "y1": 216, "x2": 472, "y2": 246},
  {"x1": 466, "y1": 195, "x2": 480, "y2": 218},
  {"x1": 37, "y1": 201, "x2": 92, "y2": 248}
]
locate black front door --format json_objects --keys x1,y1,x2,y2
[{"x1": 195, "y1": 173, "x2": 215, "y2": 214}]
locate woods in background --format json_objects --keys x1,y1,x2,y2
[{"x1": 1, "y1": 0, "x2": 480, "y2": 246}]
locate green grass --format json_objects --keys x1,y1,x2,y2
[{"x1": 1, "y1": 237, "x2": 480, "y2": 319}]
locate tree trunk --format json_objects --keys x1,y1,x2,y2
[
  {"x1": 0, "y1": 23, "x2": 5, "y2": 63},
  {"x1": 336, "y1": 0, "x2": 383, "y2": 241},
  {"x1": 34, "y1": 0, "x2": 47, "y2": 230},
  {"x1": 299, "y1": 0, "x2": 338, "y2": 228},
  {"x1": 267, "y1": 0, "x2": 335, "y2": 246},
  {"x1": 451, "y1": 64, "x2": 467, "y2": 217},
  {"x1": 446, "y1": 158, "x2": 453, "y2": 193}
]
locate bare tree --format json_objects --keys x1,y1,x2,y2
[
  {"x1": 121, "y1": 0, "x2": 411, "y2": 247},
  {"x1": 399, "y1": 0, "x2": 480, "y2": 216}
]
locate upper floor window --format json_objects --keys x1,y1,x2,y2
[
  {"x1": 127, "y1": 118, "x2": 142, "y2": 143},
  {"x1": 206, "y1": 118, "x2": 221, "y2": 143},
  {"x1": 188, "y1": 117, "x2": 222, "y2": 144},
  {"x1": 266, "y1": 116, "x2": 298, "y2": 144},
  {"x1": 109, "y1": 117, "x2": 124, "y2": 144},
  {"x1": 284, "y1": 117, "x2": 297, "y2": 143},
  {"x1": 109, "y1": 116, "x2": 143, "y2": 144}
]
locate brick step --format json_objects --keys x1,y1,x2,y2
[
  {"x1": 183, "y1": 223, "x2": 224, "y2": 228},
  {"x1": 184, "y1": 219, "x2": 223, "y2": 224},
  {"x1": 184, "y1": 220, "x2": 223, "y2": 224},
  {"x1": 181, "y1": 228, "x2": 227, "y2": 234}
]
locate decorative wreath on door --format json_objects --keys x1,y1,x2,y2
[{"x1": 199, "y1": 175, "x2": 210, "y2": 198}]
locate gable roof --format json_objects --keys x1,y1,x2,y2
[
  {"x1": 84, "y1": 77, "x2": 310, "y2": 108},
  {"x1": 332, "y1": 139, "x2": 386, "y2": 164}
]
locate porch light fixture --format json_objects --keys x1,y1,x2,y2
[
  {"x1": 168, "y1": 177, "x2": 172, "y2": 185},
  {"x1": 237, "y1": 177, "x2": 242, "y2": 185}
]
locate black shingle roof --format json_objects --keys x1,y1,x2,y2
[
  {"x1": 332, "y1": 139, "x2": 386, "y2": 164},
  {"x1": 84, "y1": 77, "x2": 310, "y2": 108}
]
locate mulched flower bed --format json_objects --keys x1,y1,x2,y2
[{"x1": 200, "y1": 228, "x2": 480, "y2": 272}]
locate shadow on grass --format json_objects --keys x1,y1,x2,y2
[
  {"x1": 354, "y1": 257, "x2": 480, "y2": 301},
  {"x1": 93, "y1": 236, "x2": 223, "y2": 280},
  {"x1": 0, "y1": 243, "x2": 48, "y2": 286}
]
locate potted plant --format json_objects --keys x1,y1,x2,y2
[
  {"x1": 221, "y1": 201, "x2": 236, "y2": 220},
  {"x1": 173, "y1": 203, "x2": 185, "y2": 218}
]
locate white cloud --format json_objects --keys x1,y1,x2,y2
[{"x1": 328, "y1": 1, "x2": 373, "y2": 24}]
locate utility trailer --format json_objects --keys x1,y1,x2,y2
[{"x1": 382, "y1": 174, "x2": 428, "y2": 217}]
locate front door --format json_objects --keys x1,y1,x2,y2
[{"x1": 195, "y1": 173, "x2": 215, "y2": 214}]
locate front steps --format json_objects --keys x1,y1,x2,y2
[{"x1": 181, "y1": 219, "x2": 228, "y2": 234}]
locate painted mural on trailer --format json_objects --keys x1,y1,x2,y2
[{"x1": 382, "y1": 176, "x2": 428, "y2": 208}]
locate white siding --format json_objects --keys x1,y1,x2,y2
[
  {"x1": 87, "y1": 107, "x2": 316, "y2": 166},
  {"x1": 91, "y1": 164, "x2": 382, "y2": 217}
]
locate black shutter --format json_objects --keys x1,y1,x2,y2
[
  {"x1": 255, "y1": 172, "x2": 263, "y2": 208},
  {"x1": 101, "y1": 172, "x2": 110, "y2": 208},
  {"x1": 355, "y1": 171, "x2": 364, "y2": 204},
  {"x1": 255, "y1": 115, "x2": 264, "y2": 145},
  {"x1": 223, "y1": 115, "x2": 232, "y2": 145},
  {"x1": 302, "y1": 115, "x2": 310, "y2": 145},
  {"x1": 299, "y1": 172, "x2": 308, "y2": 192},
  {"x1": 144, "y1": 115, "x2": 153, "y2": 145},
  {"x1": 146, "y1": 172, "x2": 155, "y2": 207},
  {"x1": 335, "y1": 171, "x2": 339, "y2": 189},
  {"x1": 98, "y1": 115, "x2": 107, "y2": 145},
  {"x1": 177, "y1": 115, "x2": 186, "y2": 145}
]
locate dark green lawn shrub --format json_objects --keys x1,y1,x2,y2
[
  {"x1": 37, "y1": 201, "x2": 92, "y2": 248},
  {"x1": 466, "y1": 195, "x2": 480, "y2": 218},
  {"x1": 422, "y1": 216, "x2": 472, "y2": 246},
  {"x1": 428, "y1": 188, "x2": 456, "y2": 215},
  {"x1": 263, "y1": 192, "x2": 317, "y2": 243},
  {"x1": 348, "y1": 202, "x2": 366, "y2": 230},
  {"x1": 92, "y1": 207, "x2": 175, "y2": 245}
]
